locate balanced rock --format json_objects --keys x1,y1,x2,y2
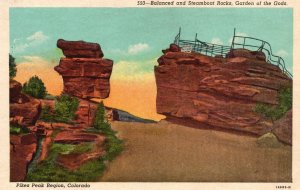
[
  {"x1": 155, "y1": 46, "x2": 292, "y2": 140},
  {"x1": 55, "y1": 39, "x2": 113, "y2": 99},
  {"x1": 57, "y1": 39, "x2": 104, "y2": 58}
]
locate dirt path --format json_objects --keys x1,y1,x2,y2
[{"x1": 99, "y1": 120, "x2": 292, "y2": 182}]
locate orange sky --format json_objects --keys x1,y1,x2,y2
[{"x1": 15, "y1": 56, "x2": 165, "y2": 121}]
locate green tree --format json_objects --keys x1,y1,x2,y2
[
  {"x1": 54, "y1": 94, "x2": 79, "y2": 122},
  {"x1": 93, "y1": 101, "x2": 106, "y2": 130},
  {"x1": 22, "y1": 76, "x2": 47, "y2": 98},
  {"x1": 254, "y1": 86, "x2": 292, "y2": 121},
  {"x1": 9, "y1": 54, "x2": 17, "y2": 79}
]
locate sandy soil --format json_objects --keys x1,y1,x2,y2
[{"x1": 99, "y1": 120, "x2": 292, "y2": 182}]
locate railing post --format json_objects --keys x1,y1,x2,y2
[
  {"x1": 179, "y1": 27, "x2": 181, "y2": 42},
  {"x1": 221, "y1": 46, "x2": 223, "y2": 56},
  {"x1": 194, "y1": 33, "x2": 197, "y2": 52},
  {"x1": 231, "y1": 28, "x2": 236, "y2": 50}
]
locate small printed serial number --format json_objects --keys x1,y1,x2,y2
[
  {"x1": 137, "y1": 1, "x2": 146, "y2": 5},
  {"x1": 276, "y1": 186, "x2": 291, "y2": 189}
]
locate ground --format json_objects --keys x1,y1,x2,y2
[{"x1": 99, "y1": 120, "x2": 292, "y2": 182}]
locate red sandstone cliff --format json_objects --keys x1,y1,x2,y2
[
  {"x1": 55, "y1": 39, "x2": 113, "y2": 99},
  {"x1": 155, "y1": 44, "x2": 292, "y2": 144},
  {"x1": 9, "y1": 79, "x2": 41, "y2": 181}
]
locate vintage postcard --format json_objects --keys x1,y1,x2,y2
[{"x1": 0, "y1": 0, "x2": 299, "y2": 189}]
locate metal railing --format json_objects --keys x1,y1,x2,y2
[
  {"x1": 231, "y1": 29, "x2": 292, "y2": 78},
  {"x1": 174, "y1": 28, "x2": 231, "y2": 57},
  {"x1": 173, "y1": 28, "x2": 292, "y2": 78}
]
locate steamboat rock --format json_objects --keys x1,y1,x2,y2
[{"x1": 155, "y1": 44, "x2": 292, "y2": 143}]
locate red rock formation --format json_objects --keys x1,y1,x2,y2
[
  {"x1": 10, "y1": 80, "x2": 42, "y2": 181},
  {"x1": 10, "y1": 79, "x2": 41, "y2": 126},
  {"x1": 272, "y1": 110, "x2": 292, "y2": 145},
  {"x1": 10, "y1": 134, "x2": 37, "y2": 182},
  {"x1": 54, "y1": 131, "x2": 99, "y2": 144},
  {"x1": 155, "y1": 45, "x2": 292, "y2": 141},
  {"x1": 227, "y1": 48, "x2": 266, "y2": 61},
  {"x1": 57, "y1": 39, "x2": 104, "y2": 58},
  {"x1": 56, "y1": 134, "x2": 106, "y2": 170},
  {"x1": 55, "y1": 39, "x2": 113, "y2": 99}
]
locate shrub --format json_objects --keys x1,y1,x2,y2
[
  {"x1": 254, "y1": 86, "x2": 292, "y2": 121},
  {"x1": 40, "y1": 106, "x2": 55, "y2": 122},
  {"x1": 26, "y1": 142, "x2": 106, "y2": 182},
  {"x1": 39, "y1": 94, "x2": 79, "y2": 124},
  {"x1": 9, "y1": 54, "x2": 17, "y2": 79},
  {"x1": 10, "y1": 124, "x2": 30, "y2": 135},
  {"x1": 92, "y1": 101, "x2": 123, "y2": 161},
  {"x1": 22, "y1": 76, "x2": 47, "y2": 99},
  {"x1": 27, "y1": 101, "x2": 123, "y2": 182},
  {"x1": 93, "y1": 101, "x2": 106, "y2": 130},
  {"x1": 54, "y1": 94, "x2": 79, "y2": 123}
]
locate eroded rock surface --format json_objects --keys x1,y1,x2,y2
[
  {"x1": 10, "y1": 80, "x2": 42, "y2": 181},
  {"x1": 272, "y1": 110, "x2": 292, "y2": 145},
  {"x1": 10, "y1": 80, "x2": 41, "y2": 126},
  {"x1": 10, "y1": 134, "x2": 37, "y2": 182},
  {"x1": 55, "y1": 39, "x2": 113, "y2": 99},
  {"x1": 155, "y1": 45, "x2": 292, "y2": 141},
  {"x1": 57, "y1": 39, "x2": 104, "y2": 58}
]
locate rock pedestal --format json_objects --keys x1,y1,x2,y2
[{"x1": 55, "y1": 39, "x2": 113, "y2": 99}]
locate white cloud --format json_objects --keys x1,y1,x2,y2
[
  {"x1": 18, "y1": 56, "x2": 55, "y2": 69},
  {"x1": 211, "y1": 38, "x2": 223, "y2": 45},
  {"x1": 111, "y1": 58, "x2": 157, "y2": 82},
  {"x1": 128, "y1": 43, "x2": 150, "y2": 55},
  {"x1": 14, "y1": 43, "x2": 29, "y2": 52},
  {"x1": 276, "y1": 49, "x2": 288, "y2": 58},
  {"x1": 12, "y1": 31, "x2": 49, "y2": 53},
  {"x1": 26, "y1": 31, "x2": 49, "y2": 43},
  {"x1": 108, "y1": 43, "x2": 150, "y2": 56}
]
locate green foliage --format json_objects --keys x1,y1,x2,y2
[
  {"x1": 51, "y1": 143, "x2": 75, "y2": 155},
  {"x1": 92, "y1": 101, "x2": 123, "y2": 161},
  {"x1": 254, "y1": 86, "x2": 292, "y2": 121},
  {"x1": 22, "y1": 76, "x2": 47, "y2": 98},
  {"x1": 104, "y1": 133, "x2": 123, "y2": 161},
  {"x1": 26, "y1": 101, "x2": 122, "y2": 182},
  {"x1": 9, "y1": 54, "x2": 17, "y2": 79},
  {"x1": 93, "y1": 101, "x2": 106, "y2": 130},
  {"x1": 10, "y1": 124, "x2": 30, "y2": 135},
  {"x1": 71, "y1": 143, "x2": 93, "y2": 154},
  {"x1": 40, "y1": 106, "x2": 54, "y2": 122},
  {"x1": 39, "y1": 94, "x2": 79, "y2": 124},
  {"x1": 44, "y1": 94, "x2": 56, "y2": 100},
  {"x1": 54, "y1": 94, "x2": 79, "y2": 123},
  {"x1": 50, "y1": 143, "x2": 93, "y2": 155},
  {"x1": 26, "y1": 142, "x2": 105, "y2": 182}
]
